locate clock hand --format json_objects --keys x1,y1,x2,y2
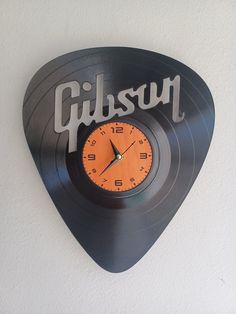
[
  {"x1": 109, "y1": 139, "x2": 121, "y2": 157},
  {"x1": 121, "y1": 141, "x2": 136, "y2": 155},
  {"x1": 99, "y1": 139, "x2": 123, "y2": 176},
  {"x1": 100, "y1": 141, "x2": 135, "y2": 176},
  {"x1": 99, "y1": 156, "x2": 120, "y2": 176}
]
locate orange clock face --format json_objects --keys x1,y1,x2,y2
[{"x1": 82, "y1": 122, "x2": 153, "y2": 192}]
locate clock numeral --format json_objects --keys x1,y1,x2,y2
[
  {"x1": 115, "y1": 179, "x2": 123, "y2": 186},
  {"x1": 102, "y1": 178, "x2": 108, "y2": 183},
  {"x1": 88, "y1": 154, "x2": 96, "y2": 160},
  {"x1": 139, "y1": 139, "x2": 144, "y2": 144},
  {"x1": 92, "y1": 168, "x2": 97, "y2": 173},
  {"x1": 140, "y1": 153, "x2": 147, "y2": 159},
  {"x1": 100, "y1": 130, "x2": 106, "y2": 135},
  {"x1": 130, "y1": 177, "x2": 135, "y2": 183},
  {"x1": 139, "y1": 166, "x2": 144, "y2": 171},
  {"x1": 90, "y1": 140, "x2": 96, "y2": 146},
  {"x1": 111, "y1": 126, "x2": 123, "y2": 133}
]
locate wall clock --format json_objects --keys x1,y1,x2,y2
[
  {"x1": 23, "y1": 47, "x2": 215, "y2": 272},
  {"x1": 81, "y1": 121, "x2": 153, "y2": 192}
]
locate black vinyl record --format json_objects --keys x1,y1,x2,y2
[{"x1": 23, "y1": 47, "x2": 214, "y2": 272}]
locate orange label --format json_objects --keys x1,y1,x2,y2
[{"x1": 82, "y1": 122, "x2": 153, "y2": 192}]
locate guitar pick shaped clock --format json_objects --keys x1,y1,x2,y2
[{"x1": 23, "y1": 47, "x2": 215, "y2": 272}]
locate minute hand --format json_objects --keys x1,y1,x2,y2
[
  {"x1": 121, "y1": 141, "x2": 136, "y2": 155},
  {"x1": 99, "y1": 157, "x2": 119, "y2": 176}
]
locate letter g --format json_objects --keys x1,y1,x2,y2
[{"x1": 54, "y1": 81, "x2": 80, "y2": 152}]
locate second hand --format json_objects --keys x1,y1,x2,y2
[{"x1": 121, "y1": 141, "x2": 136, "y2": 155}]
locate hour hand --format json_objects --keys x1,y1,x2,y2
[{"x1": 109, "y1": 139, "x2": 121, "y2": 157}]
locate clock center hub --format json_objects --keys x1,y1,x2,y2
[{"x1": 116, "y1": 154, "x2": 123, "y2": 161}]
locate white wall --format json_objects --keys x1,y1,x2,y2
[{"x1": 0, "y1": 1, "x2": 236, "y2": 313}]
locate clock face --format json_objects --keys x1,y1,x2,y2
[{"x1": 82, "y1": 122, "x2": 153, "y2": 192}]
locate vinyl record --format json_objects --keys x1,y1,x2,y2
[{"x1": 23, "y1": 47, "x2": 214, "y2": 272}]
